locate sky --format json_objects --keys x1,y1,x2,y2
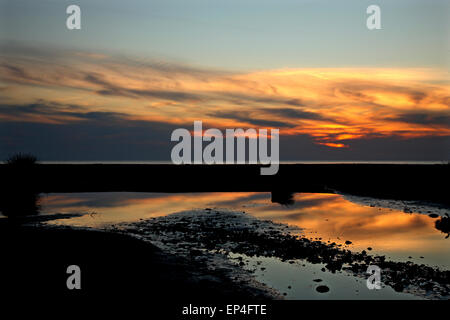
[{"x1": 0, "y1": 0, "x2": 449, "y2": 161}]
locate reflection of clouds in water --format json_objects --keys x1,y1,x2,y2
[
  {"x1": 43, "y1": 192, "x2": 449, "y2": 267},
  {"x1": 244, "y1": 193, "x2": 447, "y2": 261},
  {"x1": 334, "y1": 213, "x2": 430, "y2": 237},
  {"x1": 43, "y1": 192, "x2": 271, "y2": 227},
  {"x1": 264, "y1": 194, "x2": 434, "y2": 239},
  {"x1": 43, "y1": 192, "x2": 441, "y2": 243},
  {"x1": 209, "y1": 193, "x2": 269, "y2": 207},
  {"x1": 341, "y1": 193, "x2": 450, "y2": 217},
  {"x1": 42, "y1": 192, "x2": 163, "y2": 209}
]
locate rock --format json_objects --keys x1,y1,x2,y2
[
  {"x1": 393, "y1": 283, "x2": 404, "y2": 292},
  {"x1": 190, "y1": 249, "x2": 202, "y2": 256},
  {"x1": 316, "y1": 285, "x2": 330, "y2": 293}
]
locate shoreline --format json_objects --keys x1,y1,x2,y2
[{"x1": 1, "y1": 163, "x2": 449, "y2": 205}]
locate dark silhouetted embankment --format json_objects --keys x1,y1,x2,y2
[{"x1": 0, "y1": 163, "x2": 448, "y2": 205}]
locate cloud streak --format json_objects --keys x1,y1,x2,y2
[{"x1": 0, "y1": 43, "x2": 449, "y2": 150}]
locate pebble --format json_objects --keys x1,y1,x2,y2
[{"x1": 316, "y1": 285, "x2": 330, "y2": 293}]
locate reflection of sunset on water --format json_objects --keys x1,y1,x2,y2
[
  {"x1": 249, "y1": 194, "x2": 443, "y2": 253},
  {"x1": 42, "y1": 192, "x2": 450, "y2": 268}
]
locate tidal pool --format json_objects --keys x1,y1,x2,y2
[{"x1": 36, "y1": 191, "x2": 450, "y2": 269}]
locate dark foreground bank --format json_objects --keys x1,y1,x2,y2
[{"x1": 0, "y1": 222, "x2": 275, "y2": 302}]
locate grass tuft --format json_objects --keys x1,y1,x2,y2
[{"x1": 5, "y1": 153, "x2": 38, "y2": 166}]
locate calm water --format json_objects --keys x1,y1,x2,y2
[{"x1": 39, "y1": 192, "x2": 450, "y2": 269}]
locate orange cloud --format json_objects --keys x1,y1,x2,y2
[{"x1": 0, "y1": 46, "x2": 449, "y2": 148}]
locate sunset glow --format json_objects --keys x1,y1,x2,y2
[
  {"x1": 1, "y1": 0, "x2": 448, "y2": 161},
  {"x1": 1, "y1": 48, "x2": 449, "y2": 151}
]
